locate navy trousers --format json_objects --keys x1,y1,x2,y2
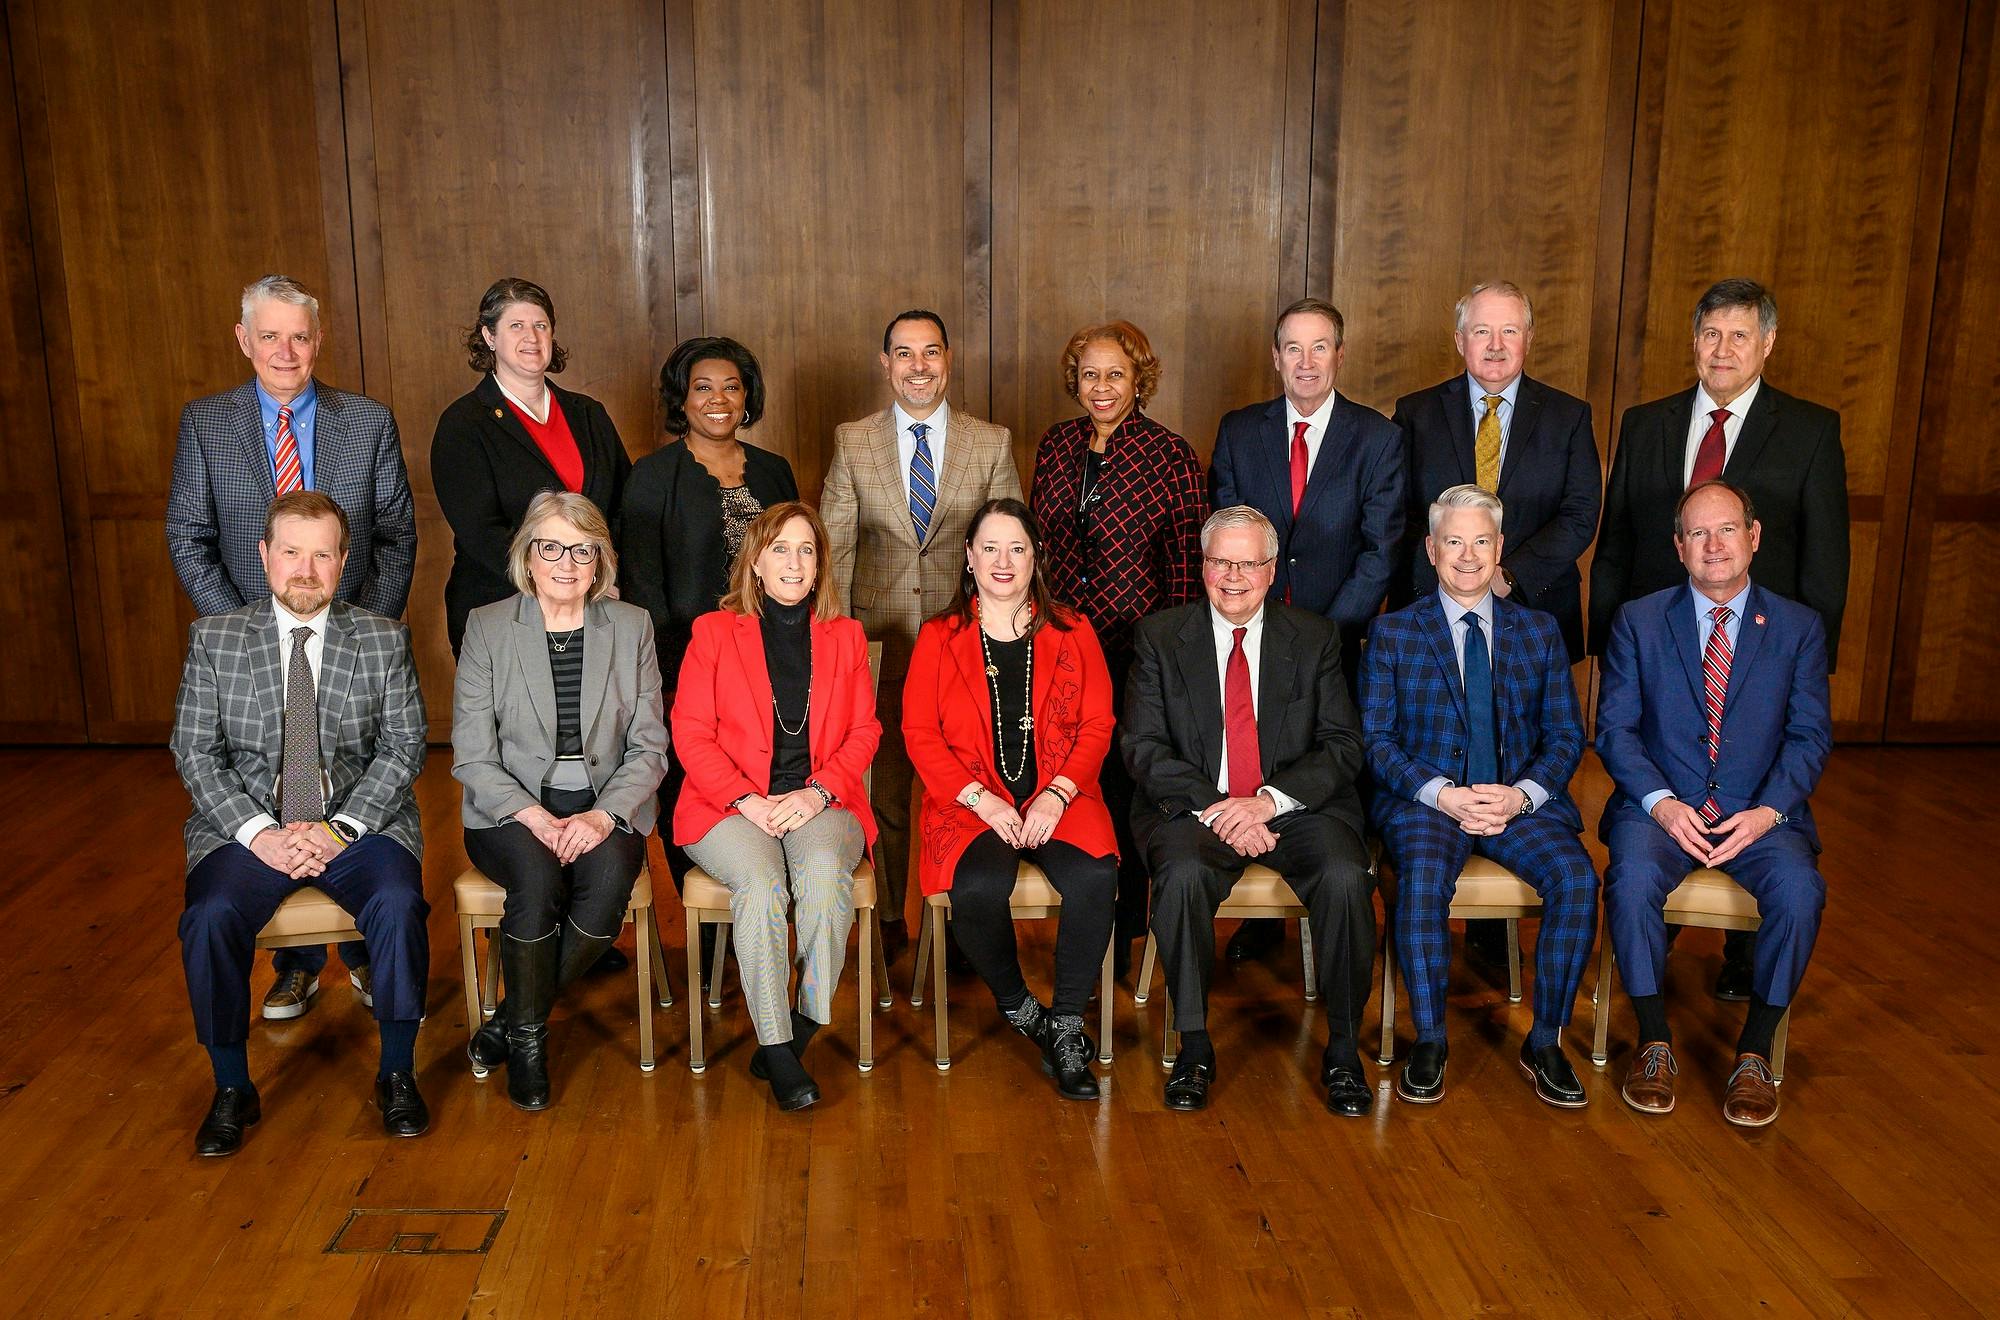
[
  {"x1": 1603, "y1": 804, "x2": 1823, "y2": 1006},
  {"x1": 1378, "y1": 801, "x2": 1599, "y2": 1040},
  {"x1": 180, "y1": 835, "x2": 428, "y2": 1046}
]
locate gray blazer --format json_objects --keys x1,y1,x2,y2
[
  {"x1": 170, "y1": 599, "x2": 428, "y2": 871},
  {"x1": 452, "y1": 593, "x2": 669, "y2": 833}
]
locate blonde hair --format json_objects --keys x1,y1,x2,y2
[
  {"x1": 507, "y1": 491, "x2": 618, "y2": 604},
  {"x1": 720, "y1": 501, "x2": 844, "y2": 622}
]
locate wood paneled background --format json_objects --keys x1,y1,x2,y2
[{"x1": 2, "y1": 0, "x2": 1992, "y2": 743}]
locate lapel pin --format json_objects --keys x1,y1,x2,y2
[
  {"x1": 1754, "y1": 613, "x2": 1765, "y2": 626},
  {"x1": 493, "y1": 407, "x2": 504, "y2": 419}
]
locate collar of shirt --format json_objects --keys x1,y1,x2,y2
[
  {"x1": 1283, "y1": 392, "x2": 1339, "y2": 471},
  {"x1": 494, "y1": 373, "x2": 553, "y2": 425},
  {"x1": 1208, "y1": 603, "x2": 1266, "y2": 698},
  {"x1": 1684, "y1": 376, "x2": 1763, "y2": 483},
  {"x1": 271, "y1": 595, "x2": 331, "y2": 688},
  {"x1": 1690, "y1": 579, "x2": 1753, "y2": 652},
  {"x1": 1464, "y1": 372, "x2": 1521, "y2": 438},
  {"x1": 1438, "y1": 588, "x2": 1496, "y2": 678},
  {"x1": 255, "y1": 378, "x2": 318, "y2": 489}
]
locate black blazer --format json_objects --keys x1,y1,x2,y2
[
  {"x1": 1122, "y1": 600, "x2": 1366, "y2": 845},
  {"x1": 431, "y1": 375, "x2": 631, "y2": 654},
  {"x1": 1391, "y1": 374, "x2": 1602, "y2": 661},
  {"x1": 616, "y1": 439, "x2": 798, "y2": 693},
  {"x1": 1588, "y1": 381, "x2": 1848, "y2": 666}
]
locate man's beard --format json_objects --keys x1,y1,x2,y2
[{"x1": 279, "y1": 581, "x2": 330, "y2": 616}]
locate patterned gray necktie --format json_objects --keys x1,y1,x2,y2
[{"x1": 279, "y1": 625, "x2": 325, "y2": 823}]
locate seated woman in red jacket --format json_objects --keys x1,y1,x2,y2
[
  {"x1": 903, "y1": 497, "x2": 1118, "y2": 1100},
  {"x1": 672, "y1": 502, "x2": 881, "y2": 1112}
]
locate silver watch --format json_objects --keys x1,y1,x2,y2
[{"x1": 962, "y1": 786, "x2": 984, "y2": 809}]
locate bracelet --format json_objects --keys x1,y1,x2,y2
[
  {"x1": 320, "y1": 821, "x2": 349, "y2": 849},
  {"x1": 1041, "y1": 784, "x2": 1072, "y2": 808},
  {"x1": 729, "y1": 793, "x2": 754, "y2": 810},
  {"x1": 807, "y1": 781, "x2": 834, "y2": 808}
]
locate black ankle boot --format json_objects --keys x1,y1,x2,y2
[
  {"x1": 1039, "y1": 1013, "x2": 1100, "y2": 1100},
  {"x1": 499, "y1": 933, "x2": 559, "y2": 1111},
  {"x1": 1002, "y1": 994, "x2": 1048, "y2": 1041},
  {"x1": 751, "y1": 1010, "x2": 826, "y2": 1080},
  {"x1": 755, "y1": 1044, "x2": 821, "y2": 1111}
]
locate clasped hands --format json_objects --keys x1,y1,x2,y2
[
  {"x1": 968, "y1": 777, "x2": 1075, "y2": 849},
  {"x1": 737, "y1": 788, "x2": 827, "y2": 839},
  {"x1": 1200, "y1": 793, "x2": 1279, "y2": 857},
  {"x1": 514, "y1": 805, "x2": 617, "y2": 863},
  {"x1": 249, "y1": 820, "x2": 350, "y2": 878},
  {"x1": 1437, "y1": 784, "x2": 1530, "y2": 836},
  {"x1": 1650, "y1": 797, "x2": 1779, "y2": 868}
]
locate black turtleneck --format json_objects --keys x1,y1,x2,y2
[{"x1": 762, "y1": 596, "x2": 812, "y2": 793}]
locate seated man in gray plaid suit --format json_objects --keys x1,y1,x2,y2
[
  {"x1": 166, "y1": 274, "x2": 418, "y2": 1019},
  {"x1": 170, "y1": 491, "x2": 431, "y2": 1157}
]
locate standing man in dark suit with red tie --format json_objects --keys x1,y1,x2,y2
[
  {"x1": 1210, "y1": 297, "x2": 1405, "y2": 963},
  {"x1": 1590, "y1": 279, "x2": 1848, "y2": 1000}
]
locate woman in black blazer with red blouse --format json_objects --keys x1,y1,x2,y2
[{"x1": 432, "y1": 277, "x2": 632, "y2": 656}]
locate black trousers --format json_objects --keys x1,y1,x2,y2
[
  {"x1": 464, "y1": 787, "x2": 648, "y2": 941},
  {"x1": 951, "y1": 833, "x2": 1116, "y2": 1017},
  {"x1": 1139, "y1": 809, "x2": 1376, "y2": 1052},
  {"x1": 1099, "y1": 650, "x2": 1151, "y2": 945}
]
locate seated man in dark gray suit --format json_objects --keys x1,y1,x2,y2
[
  {"x1": 166, "y1": 275, "x2": 418, "y2": 1017},
  {"x1": 171, "y1": 492, "x2": 430, "y2": 1156},
  {"x1": 1124, "y1": 506, "x2": 1378, "y2": 1116}
]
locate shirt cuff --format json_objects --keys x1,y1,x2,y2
[
  {"x1": 1417, "y1": 776, "x2": 1451, "y2": 810},
  {"x1": 333, "y1": 813, "x2": 369, "y2": 840},
  {"x1": 1259, "y1": 784, "x2": 1303, "y2": 816},
  {"x1": 1641, "y1": 789, "x2": 1675, "y2": 816},
  {"x1": 1514, "y1": 780, "x2": 1549, "y2": 813},
  {"x1": 234, "y1": 813, "x2": 279, "y2": 849}
]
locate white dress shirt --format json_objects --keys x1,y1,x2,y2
[
  {"x1": 1681, "y1": 377, "x2": 1762, "y2": 486},
  {"x1": 233, "y1": 597, "x2": 369, "y2": 848},
  {"x1": 1283, "y1": 392, "x2": 1339, "y2": 477},
  {"x1": 1199, "y1": 604, "x2": 1304, "y2": 819},
  {"x1": 1412, "y1": 590, "x2": 1549, "y2": 813},
  {"x1": 1465, "y1": 372, "x2": 1522, "y2": 476},
  {"x1": 893, "y1": 402, "x2": 950, "y2": 506},
  {"x1": 494, "y1": 372, "x2": 552, "y2": 424}
]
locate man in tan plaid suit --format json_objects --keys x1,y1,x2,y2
[{"x1": 822, "y1": 309, "x2": 1022, "y2": 956}]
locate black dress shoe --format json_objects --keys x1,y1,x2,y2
[
  {"x1": 467, "y1": 1015, "x2": 508, "y2": 1072},
  {"x1": 1163, "y1": 1054, "x2": 1215, "y2": 1111},
  {"x1": 590, "y1": 945, "x2": 630, "y2": 976},
  {"x1": 1396, "y1": 1040, "x2": 1448, "y2": 1105},
  {"x1": 376, "y1": 1070, "x2": 431, "y2": 1137},
  {"x1": 1712, "y1": 935, "x2": 1755, "y2": 1002},
  {"x1": 1225, "y1": 917, "x2": 1284, "y2": 963},
  {"x1": 1039, "y1": 1014, "x2": 1101, "y2": 1101},
  {"x1": 195, "y1": 1085, "x2": 261, "y2": 1157},
  {"x1": 1323, "y1": 1061, "x2": 1372, "y2": 1117},
  {"x1": 755, "y1": 1044, "x2": 821, "y2": 1112},
  {"x1": 1518, "y1": 1039, "x2": 1588, "y2": 1109}
]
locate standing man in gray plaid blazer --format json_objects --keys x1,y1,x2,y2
[
  {"x1": 166, "y1": 275, "x2": 418, "y2": 1015},
  {"x1": 821, "y1": 310, "x2": 1021, "y2": 959},
  {"x1": 171, "y1": 491, "x2": 431, "y2": 1157}
]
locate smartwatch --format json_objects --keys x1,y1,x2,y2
[{"x1": 327, "y1": 819, "x2": 360, "y2": 845}]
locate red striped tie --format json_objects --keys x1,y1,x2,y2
[
  {"x1": 1699, "y1": 605, "x2": 1733, "y2": 826},
  {"x1": 273, "y1": 405, "x2": 303, "y2": 494}
]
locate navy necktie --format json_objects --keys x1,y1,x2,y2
[
  {"x1": 1462, "y1": 611, "x2": 1498, "y2": 786},
  {"x1": 909, "y1": 422, "x2": 936, "y2": 541}
]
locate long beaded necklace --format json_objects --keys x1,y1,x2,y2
[
  {"x1": 977, "y1": 601, "x2": 1035, "y2": 785},
  {"x1": 773, "y1": 685, "x2": 811, "y2": 737}
]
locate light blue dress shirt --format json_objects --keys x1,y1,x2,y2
[
  {"x1": 1466, "y1": 372, "x2": 1522, "y2": 476},
  {"x1": 255, "y1": 379, "x2": 319, "y2": 491},
  {"x1": 1639, "y1": 579, "x2": 1753, "y2": 816}
]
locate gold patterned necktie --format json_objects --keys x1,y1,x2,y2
[{"x1": 1475, "y1": 394, "x2": 1504, "y2": 492}]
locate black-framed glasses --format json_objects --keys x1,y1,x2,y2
[
  {"x1": 1202, "y1": 554, "x2": 1275, "y2": 576},
  {"x1": 532, "y1": 539, "x2": 599, "y2": 565}
]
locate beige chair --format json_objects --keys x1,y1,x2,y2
[
  {"x1": 256, "y1": 885, "x2": 366, "y2": 956},
  {"x1": 1131, "y1": 864, "x2": 1317, "y2": 1069},
  {"x1": 909, "y1": 863, "x2": 1116, "y2": 1071},
  {"x1": 1589, "y1": 866, "x2": 1790, "y2": 1081},
  {"x1": 1374, "y1": 856, "x2": 1553, "y2": 1065},
  {"x1": 455, "y1": 866, "x2": 669, "y2": 1073}
]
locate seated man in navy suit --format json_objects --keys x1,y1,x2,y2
[
  {"x1": 1361, "y1": 485, "x2": 1598, "y2": 1108},
  {"x1": 1595, "y1": 479, "x2": 1831, "y2": 1128}
]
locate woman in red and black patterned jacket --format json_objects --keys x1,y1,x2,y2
[{"x1": 1028, "y1": 320, "x2": 1207, "y2": 976}]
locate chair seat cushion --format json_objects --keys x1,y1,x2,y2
[
  {"x1": 256, "y1": 886, "x2": 359, "y2": 942},
  {"x1": 683, "y1": 859, "x2": 875, "y2": 914},
  {"x1": 1452, "y1": 857, "x2": 1541, "y2": 910},
  {"x1": 1664, "y1": 867, "x2": 1761, "y2": 924},
  {"x1": 1218, "y1": 864, "x2": 1305, "y2": 912}
]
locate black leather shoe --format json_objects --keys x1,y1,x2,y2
[
  {"x1": 1713, "y1": 932, "x2": 1755, "y2": 1002},
  {"x1": 194, "y1": 1085, "x2": 261, "y2": 1157},
  {"x1": 1518, "y1": 1039, "x2": 1588, "y2": 1108},
  {"x1": 1396, "y1": 1040, "x2": 1448, "y2": 1104},
  {"x1": 590, "y1": 944, "x2": 630, "y2": 976},
  {"x1": 1163, "y1": 1054, "x2": 1215, "y2": 1111},
  {"x1": 376, "y1": 1070, "x2": 431, "y2": 1136},
  {"x1": 1039, "y1": 1015, "x2": 1101, "y2": 1101},
  {"x1": 1323, "y1": 1060, "x2": 1372, "y2": 1117},
  {"x1": 1225, "y1": 917, "x2": 1284, "y2": 963},
  {"x1": 467, "y1": 1015, "x2": 508, "y2": 1073},
  {"x1": 755, "y1": 1045, "x2": 821, "y2": 1112}
]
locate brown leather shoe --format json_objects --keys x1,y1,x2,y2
[
  {"x1": 262, "y1": 969, "x2": 320, "y2": 1020},
  {"x1": 1620, "y1": 1041, "x2": 1677, "y2": 1114},
  {"x1": 1722, "y1": 1053, "x2": 1780, "y2": 1128}
]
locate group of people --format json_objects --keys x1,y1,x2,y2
[{"x1": 162, "y1": 271, "x2": 1843, "y2": 1157}]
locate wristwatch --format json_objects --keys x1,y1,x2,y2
[
  {"x1": 327, "y1": 819, "x2": 360, "y2": 844},
  {"x1": 962, "y1": 786, "x2": 984, "y2": 810}
]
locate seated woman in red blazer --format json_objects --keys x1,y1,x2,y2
[
  {"x1": 672, "y1": 502, "x2": 881, "y2": 1112},
  {"x1": 904, "y1": 497, "x2": 1118, "y2": 1100}
]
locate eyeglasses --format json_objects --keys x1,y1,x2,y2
[
  {"x1": 1202, "y1": 555, "x2": 1275, "y2": 576},
  {"x1": 532, "y1": 539, "x2": 599, "y2": 565}
]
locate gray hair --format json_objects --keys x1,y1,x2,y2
[
  {"x1": 507, "y1": 490, "x2": 619, "y2": 603},
  {"x1": 239, "y1": 274, "x2": 322, "y2": 335},
  {"x1": 1454, "y1": 280, "x2": 1535, "y2": 334},
  {"x1": 1428, "y1": 483, "x2": 1504, "y2": 538},
  {"x1": 1201, "y1": 505, "x2": 1279, "y2": 560},
  {"x1": 1692, "y1": 278, "x2": 1777, "y2": 337}
]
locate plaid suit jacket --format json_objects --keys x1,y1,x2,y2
[
  {"x1": 1359, "y1": 591, "x2": 1585, "y2": 832},
  {"x1": 821, "y1": 406, "x2": 1021, "y2": 679},
  {"x1": 170, "y1": 598, "x2": 428, "y2": 872},
  {"x1": 166, "y1": 380, "x2": 418, "y2": 618}
]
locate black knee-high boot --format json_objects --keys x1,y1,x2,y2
[
  {"x1": 470, "y1": 923, "x2": 619, "y2": 1073},
  {"x1": 501, "y1": 933, "x2": 559, "y2": 1111}
]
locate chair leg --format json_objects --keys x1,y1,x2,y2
[
  {"x1": 458, "y1": 915, "x2": 485, "y2": 1074},
  {"x1": 1505, "y1": 916, "x2": 1524, "y2": 1004},
  {"x1": 1299, "y1": 916, "x2": 1319, "y2": 1002},
  {"x1": 1591, "y1": 937, "x2": 1615, "y2": 1067},
  {"x1": 652, "y1": 903, "x2": 675, "y2": 1008},
  {"x1": 930, "y1": 904, "x2": 950, "y2": 1071},
  {"x1": 1162, "y1": 985, "x2": 1178, "y2": 1070},
  {"x1": 1378, "y1": 933, "x2": 1397, "y2": 1066},
  {"x1": 1098, "y1": 938, "x2": 1114, "y2": 1065},
  {"x1": 480, "y1": 926, "x2": 501, "y2": 1015},
  {"x1": 634, "y1": 905, "x2": 656, "y2": 1072},
  {"x1": 708, "y1": 921, "x2": 730, "y2": 1009},
  {"x1": 1772, "y1": 1007, "x2": 1790, "y2": 1084},
  {"x1": 871, "y1": 907, "x2": 893, "y2": 1009},
  {"x1": 910, "y1": 908, "x2": 933, "y2": 1006},
  {"x1": 858, "y1": 905, "x2": 875, "y2": 1073},
  {"x1": 687, "y1": 914, "x2": 707, "y2": 1074},
  {"x1": 1134, "y1": 932, "x2": 1158, "y2": 1004}
]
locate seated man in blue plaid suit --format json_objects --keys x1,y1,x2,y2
[
  {"x1": 170, "y1": 492, "x2": 431, "y2": 1157},
  {"x1": 1360, "y1": 484, "x2": 1599, "y2": 1107}
]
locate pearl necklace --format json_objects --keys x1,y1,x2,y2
[{"x1": 977, "y1": 605, "x2": 1035, "y2": 785}]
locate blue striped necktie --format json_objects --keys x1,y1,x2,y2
[{"x1": 909, "y1": 422, "x2": 937, "y2": 541}]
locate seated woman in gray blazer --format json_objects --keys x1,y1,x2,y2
[
  {"x1": 672, "y1": 502, "x2": 881, "y2": 1112},
  {"x1": 452, "y1": 490, "x2": 668, "y2": 1111}
]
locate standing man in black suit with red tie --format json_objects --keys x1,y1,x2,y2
[
  {"x1": 1210, "y1": 298, "x2": 1405, "y2": 964},
  {"x1": 1590, "y1": 278, "x2": 1848, "y2": 1000}
]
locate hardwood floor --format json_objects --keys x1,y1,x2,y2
[{"x1": 0, "y1": 745, "x2": 1994, "y2": 1317}]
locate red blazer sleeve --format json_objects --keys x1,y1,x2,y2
[
  {"x1": 815, "y1": 619, "x2": 881, "y2": 807},
  {"x1": 1051, "y1": 616, "x2": 1116, "y2": 794},
  {"x1": 669, "y1": 614, "x2": 760, "y2": 807}
]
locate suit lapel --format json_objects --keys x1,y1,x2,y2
[
  {"x1": 478, "y1": 375, "x2": 560, "y2": 484},
  {"x1": 923, "y1": 407, "x2": 975, "y2": 551},
  {"x1": 806, "y1": 615, "x2": 837, "y2": 765},
  {"x1": 249, "y1": 604, "x2": 285, "y2": 757},
  {"x1": 1443, "y1": 377, "x2": 1476, "y2": 487},
  {"x1": 1498, "y1": 379, "x2": 1543, "y2": 500},
  {"x1": 1296, "y1": 397, "x2": 1354, "y2": 526},
  {"x1": 1254, "y1": 609, "x2": 1294, "y2": 767},
  {"x1": 1417, "y1": 593, "x2": 1469, "y2": 725},
  {"x1": 1722, "y1": 586, "x2": 1769, "y2": 720},
  {"x1": 1724, "y1": 383, "x2": 1779, "y2": 479},
  {"x1": 1667, "y1": 591, "x2": 1708, "y2": 715},
  {"x1": 1173, "y1": 606, "x2": 1223, "y2": 781},
  {"x1": 735, "y1": 611, "x2": 776, "y2": 748},
  {"x1": 1255, "y1": 399, "x2": 1294, "y2": 534},
  {"x1": 579, "y1": 599, "x2": 615, "y2": 744},
  {"x1": 1660, "y1": 387, "x2": 1697, "y2": 492},
  {"x1": 1489, "y1": 597, "x2": 1525, "y2": 756},
  {"x1": 316, "y1": 603, "x2": 359, "y2": 764},
  {"x1": 1030, "y1": 619, "x2": 1057, "y2": 738},
  {"x1": 867, "y1": 411, "x2": 920, "y2": 551},
  {"x1": 233, "y1": 384, "x2": 277, "y2": 504},
  {"x1": 312, "y1": 385, "x2": 350, "y2": 492},
  {"x1": 952, "y1": 616, "x2": 995, "y2": 751},
  {"x1": 513, "y1": 595, "x2": 559, "y2": 739}
]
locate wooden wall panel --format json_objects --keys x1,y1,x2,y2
[
  {"x1": 0, "y1": 10, "x2": 86, "y2": 741},
  {"x1": 346, "y1": 0, "x2": 677, "y2": 732},
  {"x1": 685, "y1": 0, "x2": 979, "y2": 498},
  {"x1": 8, "y1": 0, "x2": 357, "y2": 739},
  {"x1": 991, "y1": 0, "x2": 1312, "y2": 467},
  {"x1": 1616, "y1": 0, "x2": 1963, "y2": 735}
]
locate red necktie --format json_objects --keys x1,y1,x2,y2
[
  {"x1": 273, "y1": 404, "x2": 303, "y2": 494},
  {"x1": 1224, "y1": 626, "x2": 1261, "y2": 798},
  {"x1": 1688, "y1": 407, "x2": 1728, "y2": 487},
  {"x1": 1289, "y1": 420, "x2": 1310, "y2": 515},
  {"x1": 1699, "y1": 605, "x2": 1733, "y2": 826}
]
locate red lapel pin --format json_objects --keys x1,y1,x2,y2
[{"x1": 1754, "y1": 613, "x2": 1765, "y2": 625}]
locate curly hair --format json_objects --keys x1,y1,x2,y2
[
  {"x1": 464, "y1": 277, "x2": 570, "y2": 375},
  {"x1": 1060, "y1": 320, "x2": 1162, "y2": 409},
  {"x1": 657, "y1": 336, "x2": 766, "y2": 437}
]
